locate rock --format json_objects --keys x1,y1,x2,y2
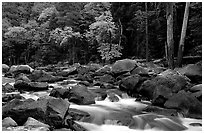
[
  {"x1": 49, "y1": 87, "x2": 70, "y2": 99},
  {"x1": 130, "y1": 66, "x2": 150, "y2": 76},
  {"x1": 138, "y1": 69, "x2": 188, "y2": 100},
  {"x1": 76, "y1": 73, "x2": 94, "y2": 83},
  {"x1": 2, "y1": 93, "x2": 23, "y2": 103},
  {"x1": 189, "y1": 84, "x2": 202, "y2": 93},
  {"x1": 119, "y1": 74, "x2": 141, "y2": 95},
  {"x1": 28, "y1": 70, "x2": 65, "y2": 83},
  {"x1": 164, "y1": 90, "x2": 202, "y2": 119},
  {"x1": 68, "y1": 108, "x2": 91, "y2": 122},
  {"x1": 68, "y1": 85, "x2": 95, "y2": 105},
  {"x1": 57, "y1": 67, "x2": 77, "y2": 77},
  {"x1": 3, "y1": 97, "x2": 70, "y2": 127},
  {"x1": 76, "y1": 65, "x2": 91, "y2": 75},
  {"x1": 152, "y1": 85, "x2": 173, "y2": 107},
  {"x1": 2, "y1": 83, "x2": 16, "y2": 93},
  {"x1": 95, "y1": 74, "x2": 116, "y2": 84},
  {"x1": 2, "y1": 117, "x2": 18, "y2": 127},
  {"x1": 3, "y1": 126, "x2": 50, "y2": 131},
  {"x1": 90, "y1": 88, "x2": 107, "y2": 101},
  {"x1": 79, "y1": 81, "x2": 91, "y2": 86},
  {"x1": 15, "y1": 73, "x2": 31, "y2": 83},
  {"x1": 178, "y1": 63, "x2": 202, "y2": 84},
  {"x1": 14, "y1": 80, "x2": 30, "y2": 91},
  {"x1": 24, "y1": 117, "x2": 50, "y2": 128},
  {"x1": 105, "y1": 93, "x2": 120, "y2": 102},
  {"x1": 190, "y1": 91, "x2": 202, "y2": 102},
  {"x1": 112, "y1": 59, "x2": 138, "y2": 76},
  {"x1": 9, "y1": 65, "x2": 34, "y2": 75},
  {"x1": 2, "y1": 64, "x2": 10, "y2": 73},
  {"x1": 95, "y1": 65, "x2": 112, "y2": 76},
  {"x1": 142, "y1": 105, "x2": 178, "y2": 116}
]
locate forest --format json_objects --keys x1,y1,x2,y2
[{"x1": 2, "y1": 2, "x2": 202, "y2": 68}]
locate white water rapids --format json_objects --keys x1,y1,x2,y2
[{"x1": 3, "y1": 81, "x2": 202, "y2": 131}]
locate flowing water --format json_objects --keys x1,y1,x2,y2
[{"x1": 3, "y1": 80, "x2": 202, "y2": 131}]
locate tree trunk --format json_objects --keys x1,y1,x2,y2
[
  {"x1": 177, "y1": 2, "x2": 190, "y2": 67},
  {"x1": 145, "y1": 2, "x2": 149, "y2": 62},
  {"x1": 166, "y1": 2, "x2": 174, "y2": 69},
  {"x1": 118, "y1": 18, "x2": 123, "y2": 47}
]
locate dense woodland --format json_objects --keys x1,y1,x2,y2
[{"x1": 2, "y1": 2, "x2": 202, "y2": 67}]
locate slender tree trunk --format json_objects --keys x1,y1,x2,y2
[
  {"x1": 118, "y1": 18, "x2": 123, "y2": 47},
  {"x1": 166, "y1": 2, "x2": 174, "y2": 69},
  {"x1": 145, "y1": 2, "x2": 149, "y2": 62},
  {"x1": 177, "y1": 2, "x2": 190, "y2": 67}
]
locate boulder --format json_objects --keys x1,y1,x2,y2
[
  {"x1": 2, "y1": 64, "x2": 10, "y2": 73},
  {"x1": 68, "y1": 85, "x2": 95, "y2": 105},
  {"x1": 95, "y1": 74, "x2": 116, "y2": 84},
  {"x1": 76, "y1": 73, "x2": 94, "y2": 83},
  {"x1": 178, "y1": 63, "x2": 202, "y2": 84},
  {"x1": 49, "y1": 87, "x2": 70, "y2": 99},
  {"x1": 15, "y1": 73, "x2": 31, "y2": 83},
  {"x1": 2, "y1": 83, "x2": 16, "y2": 93},
  {"x1": 112, "y1": 59, "x2": 138, "y2": 76},
  {"x1": 24, "y1": 117, "x2": 50, "y2": 128},
  {"x1": 28, "y1": 70, "x2": 65, "y2": 83},
  {"x1": 138, "y1": 69, "x2": 188, "y2": 100},
  {"x1": 119, "y1": 74, "x2": 141, "y2": 95},
  {"x1": 105, "y1": 93, "x2": 120, "y2": 102},
  {"x1": 68, "y1": 108, "x2": 91, "y2": 122},
  {"x1": 95, "y1": 65, "x2": 112, "y2": 76},
  {"x1": 9, "y1": 65, "x2": 34, "y2": 75},
  {"x1": 130, "y1": 66, "x2": 150, "y2": 76},
  {"x1": 3, "y1": 97, "x2": 70, "y2": 127},
  {"x1": 189, "y1": 84, "x2": 202, "y2": 93},
  {"x1": 164, "y1": 90, "x2": 202, "y2": 119},
  {"x1": 152, "y1": 85, "x2": 173, "y2": 107},
  {"x1": 57, "y1": 67, "x2": 77, "y2": 77},
  {"x1": 2, "y1": 117, "x2": 18, "y2": 127},
  {"x1": 2, "y1": 93, "x2": 23, "y2": 103}
]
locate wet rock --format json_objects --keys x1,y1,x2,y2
[
  {"x1": 178, "y1": 63, "x2": 202, "y2": 84},
  {"x1": 68, "y1": 85, "x2": 95, "y2": 105},
  {"x1": 68, "y1": 108, "x2": 91, "y2": 122},
  {"x1": 164, "y1": 90, "x2": 202, "y2": 119},
  {"x1": 95, "y1": 65, "x2": 112, "y2": 76},
  {"x1": 2, "y1": 117, "x2": 18, "y2": 127},
  {"x1": 143, "y1": 105, "x2": 178, "y2": 117},
  {"x1": 189, "y1": 84, "x2": 202, "y2": 93},
  {"x1": 112, "y1": 59, "x2": 138, "y2": 76},
  {"x1": 95, "y1": 74, "x2": 116, "y2": 84},
  {"x1": 57, "y1": 67, "x2": 77, "y2": 77},
  {"x1": 14, "y1": 80, "x2": 48, "y2": 92},
  {"x1": 76, "y1": 73, "x2": 94, "y2": 83},
  {"x1": 2, "y1": 64, "x2": 10, "y2": 73},
  {"x1": 152, "y1": 85, "x2": 173, "y2": 107},
  {"x1": 2, "y1": 83, "x2": 16, "y2": 93},
  {"x1": 24, "y1": 117, "x2": 50, "y2": 128},
  {"x1": 15, "y1": 73, "x2": 31, "y2": 83},
  {"x1": 2, "y1": 93, "x2": 23, "y2": 103},
  {"x1": 105, "y1": 93, "x2": 120, "y2": 102},
  {"x1": 119, "y1": 74, "x2": 141, "y2": 95},
  {"x1": 49, "y1": 87, "x2": 70, "y2": 99},
  {"x1": 3, "y1": 126, "x2": 50, "y2": 131},
  {"x1": 130, "y1": 66, "x2": 150, "y2": 76},
  {"x1": 9, "y1": 65, "x2": 34, "y2": 75},
  {"x1": 3, "y1": 97, "x2": 70, "y2": 128},
  {"x1": 138, "y1": 69, "x2": 188, "y2": 99}
]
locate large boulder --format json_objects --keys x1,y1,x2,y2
[
  {"x1": 49, "y1": 87, "x2": 70, "y2": 99},
  {"x1": 68, "y1": 85, "x2": 95, "y2": 105},
  {"x1": 9, "y1": 65, "x2": 34, "y2": 75},
  {"x1": 2, "y1": 117, "x2": 18, "y2": 127},
  {"x1": 2, "y1": 83, "x2": 16, "y2": 93},
  {"x1": 130, "y1": 66, "x2": 150, "y2": 76},
  {"x1": 2, "y1": 64, "x2": 10, "y2": 73},
  {"x1": 3, "y1": 97, "x2": 70, "y2": 128},
  {"x1": 164, "y1": 90, "x2": 202, "y2": 119},
  {"x1": 189, "y1": 84, "x2": 202, "y2": 93},
  {"x1": 15, "y1": 73, "x2": 31, "y2": 83},
  {"x1": 178, "y1": 63, "x2": 202, "y2": 84},
  {"x1": 138, "y1": 69, "x2": 189, "y2": 100},
  {"x1": 112, "y1": 59, "x2": 138, "y2": 76},
  {"x1": 14, "y1": 80, "x2": 48, "y2": 92},
  {"x1": 28, "y1": 70, "x2": 65, "y2": 83},
  {"x1": 95, "y1": 65, "x2": 112, "y2": 76},
  {"x1": 119, "y1": 74, "x2": 141, "y2": 96}
]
